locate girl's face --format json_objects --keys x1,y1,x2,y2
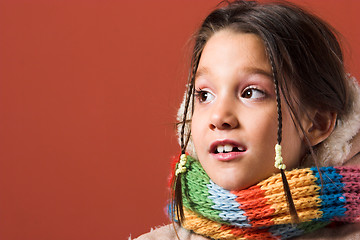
[{"x1": 191, "y1": 30, "x2": 306, "y2": 190}]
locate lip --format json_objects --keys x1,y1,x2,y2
[{"x1": 209, "y1": 139, "x2": 247, "y2": 162}]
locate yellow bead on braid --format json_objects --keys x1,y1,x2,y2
[
  {"x1": 274, "y1": 144, "x2": 286, "y2": 170},
  {"x1": 175, "y1": 154, "x2": 188, "y2": 176}
]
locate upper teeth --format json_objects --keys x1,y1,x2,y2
[{"x1": 217, "y1": 144, "x2": 236, "y2": 153}]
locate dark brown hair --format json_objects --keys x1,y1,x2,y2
[{"x1": 174, "y1": 0, "x2": 349, "y2": 225}]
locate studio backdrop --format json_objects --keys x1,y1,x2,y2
[{"x1": 0, "y1": 0, "x2": 359, "y2": 239}]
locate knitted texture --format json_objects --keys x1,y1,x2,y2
[{"x1": 171, "y1": 155, "x2": 360, "y2": 240}]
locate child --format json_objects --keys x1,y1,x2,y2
[{"x1": 136, "y1": 1, "x2": 360, "y2": 239}]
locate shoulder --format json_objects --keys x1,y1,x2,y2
[
  {"x1": 131, "y1": 224, "x2": 209, "y2": 240},
  {"x1": 293, "y1": 223, "x2": 360, "y2": 240}
]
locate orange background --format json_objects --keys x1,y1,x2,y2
[{"x1": 0, "y1": 1, "x2": 359, "y2": 239}]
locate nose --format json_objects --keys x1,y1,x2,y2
[{"x1": 209, "y1": 98, "x2": 239, "y2": 130}]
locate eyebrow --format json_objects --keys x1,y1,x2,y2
[
  {"x1": 243, "y1": 67, "x2": 273, "y2": 79},
  {"x1": 195, "y1": 66, "x2": 273, "y2": 80}
]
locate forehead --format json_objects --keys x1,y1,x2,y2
[{"x1": 197, "y1": 30, "x2": 271, "y2": 78}]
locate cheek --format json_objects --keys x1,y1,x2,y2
[
  {"x1": 243, "y1": 108, "x2": 279, "y2": 162},
  {"x1": 281, "y1": 112, "x2": 305, "y2": 168},
  {"x1": 245, "y1": 108, "x2": 278, "y2": 140}
]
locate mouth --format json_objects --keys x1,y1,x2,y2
[
  {"x1": 213, "y1": 144, "x2": 246, "y2": 154},
  {"x1": 210, "y1": 140, "x2": 247, "y2": 156}
]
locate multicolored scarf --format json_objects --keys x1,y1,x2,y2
[{"x1": 170, "y1": 155, "x2": 360, "y2": 240}]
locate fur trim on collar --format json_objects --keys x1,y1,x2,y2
[{"x1": 305, "y1": 75, "x2": 360, "y2": 166}]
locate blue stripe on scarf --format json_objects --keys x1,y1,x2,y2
[
  {"x1": 311, "y1": 167, "x2": 346, "y2": 220},
  {"x1": 207, "y1": 180, "x2": 251, "y2": 227}
]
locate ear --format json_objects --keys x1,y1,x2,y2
[{"x1": 303, "y1": 110, "x2": 337, "y2": 146}]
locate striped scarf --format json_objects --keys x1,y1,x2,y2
[{"x1": 171, "y1": 155, "x2": 360, "y2": 240}]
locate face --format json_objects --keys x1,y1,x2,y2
[{"x1": 191, "y1": 30, "x2": 306, "y2": 190}]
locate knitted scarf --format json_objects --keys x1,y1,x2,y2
[{"x1": 171, "y1": 155, "x2": 360, "y2": 240}]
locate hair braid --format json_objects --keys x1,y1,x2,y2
[
  {"x1": 173, "y1": 48, "x2": 201, "y2": 227},
  {"x1": 267, "y1": 46, "x2": 283, "y2": 144},
  {"x1": 265, "y1": 42, "x2": 299, "y2": 223}
]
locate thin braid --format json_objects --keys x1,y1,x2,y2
[
  {"x1": 175, "y1": 66, "x2": 195, "y2": 225},
  {"x1": 265, "y1": 42, "x2": 299, "y2": 223},
  {"x1": 275, "y1": 74, "x2": 282, "y2": 144},
  {"x1": 174, "y1": 51, "x2": 201, "y2": 228},
  {"x1": 267, "y1": 47, "x2": 282, "y2": 144}
]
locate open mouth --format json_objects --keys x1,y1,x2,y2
[{"x1": 212, "y1": 144, "x2": 246, "y2": 154}]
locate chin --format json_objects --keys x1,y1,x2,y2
[{"x1": 213, "y1": 177, "x2": 251, "y2": 191}]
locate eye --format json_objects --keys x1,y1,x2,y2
[
  {"x1": 195, "y1": 89, "x2": 215, "y2": 103},
  {"x1": 241, "y1": 87, "x2": 266, "y2": 99}
]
